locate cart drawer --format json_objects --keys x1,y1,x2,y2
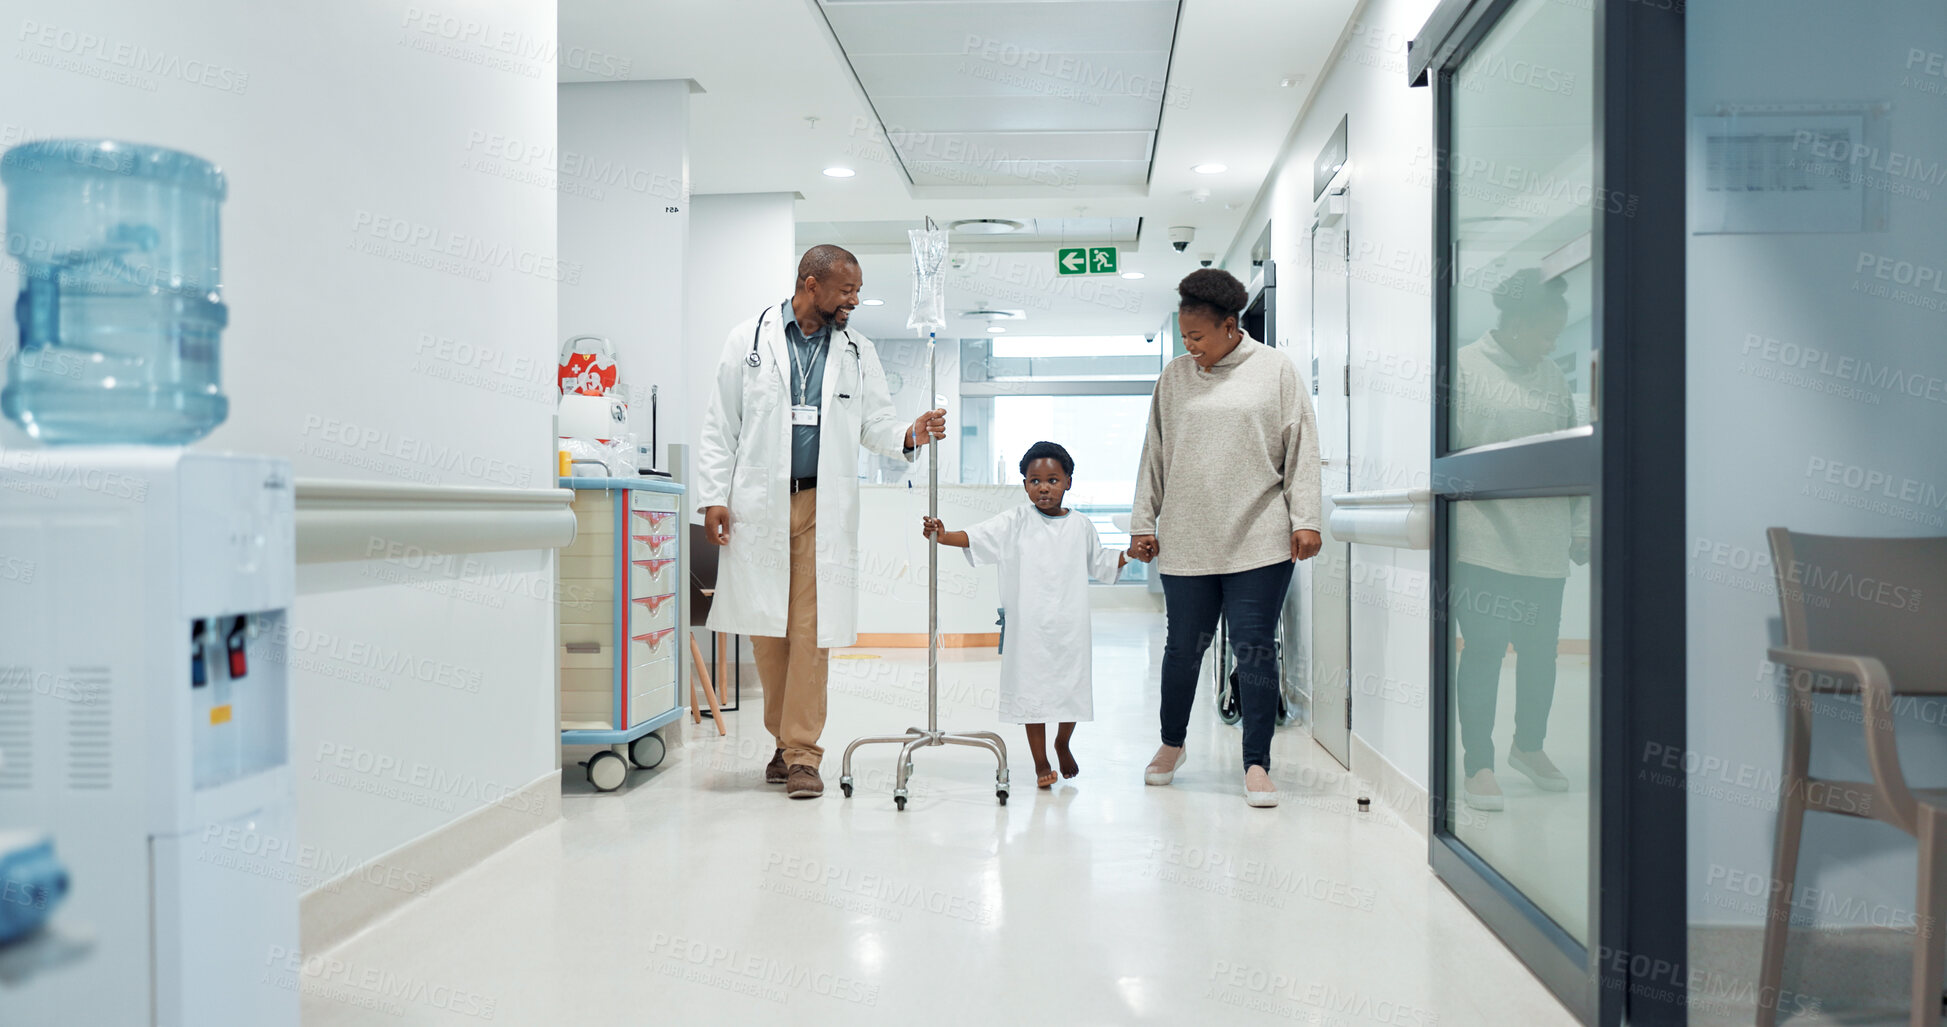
[
  {"x1": 558, "y1": 594, "x2": 614, "y2": 627},
  {"x1": 572, "y1": 497, "x2": 616, "y2": 532},
  {"x1": 629, "y1": 683, "x2": 678, "y2": 727},
  {"x1": 560, "y1": 554, "x2": 616, "y2": 580},
  {"x1": 560, "y1": 690, "x2": 613, "y2": 728},
  {"x1": 628, "y1": 533, "x2": 679, "y2": 561},
  {"x1": 628, "y1": 592, "x2": 679, "y2": 632},
  {"x1": 630, "y1": 558, "x2": 678, "y2": 595},
  {"x1": 630, "y1": 489, "x2": 680, "y2": 513},
  {"x1": 562, "y1": 532, "x2": 614, "y2": 560},
  {"x1": 629, "y1": 629, "x2": 679, "y2": 665},
  {"x1": 559, "y1": 645, "x2": 614, "y2": 672},
  {"x1": 632, "y1": 654, "x2": 677, "y2": 689},
  {"x1": 560, "y1": 667, "x2": 616, "y2": 694},
  {"x1": 628, "y1": 507, "x2": 679, "y2": 533}
]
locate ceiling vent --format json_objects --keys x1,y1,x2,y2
[{"x1": 959, "y1": 309, "x2": 1024, "y2": 321}]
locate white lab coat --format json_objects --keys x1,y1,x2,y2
[{"x1": 694, "y1": 304, "x2": 913, "y2": 647}]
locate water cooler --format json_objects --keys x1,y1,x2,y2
[{"x1": 0, "y1": 447, "x2": 298, "y2": 1026}]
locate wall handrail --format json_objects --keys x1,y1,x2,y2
[
  {"x1": 295, "y1": 479, "x2": 578, "y2": 564},
  {"x1": 1327, "y1": 488, "x2": 1432, "y2": 550}
]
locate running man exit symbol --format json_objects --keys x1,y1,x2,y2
[{"x1": 1055, "y1": 246, "x2": 1118, "y2": 275}]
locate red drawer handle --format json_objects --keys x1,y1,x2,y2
[
  {"x1": 632, "y1": 627, "x2": 676, "y2": 650},
  {"x1": 632, "y1": 558, "x2": 676, "y2": 574},
  {"x1": 631, "y1": 509, "x2": 675, "y2": 530},
  {"x1": 631, "y1": 534, "x2": 677, "y2": 555},
  {"x1": 633, "y1": 593, "x2": 676, "y2": 614}
]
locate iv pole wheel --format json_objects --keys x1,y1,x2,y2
[
  {"x1": 996, "y1": 789, "x2": 1007, "y2": 805},
  {"x1": 840, "y1": 779, "x2": 854, "y2": 798},
  {"x1": 894, "y1": 794, "x2": 907, "y2": 811}
]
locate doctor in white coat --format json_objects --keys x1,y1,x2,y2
[{"x1": 695, "y1": 244, "x2": 946, "y2": 799}]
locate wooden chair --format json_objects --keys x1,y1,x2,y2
[
  {"x1": 1759, "y1": 528, "x2": 1947, "y2": 1027},
  {"x1": 686, "y1": 522, "x2": 727, "y2": 734}
]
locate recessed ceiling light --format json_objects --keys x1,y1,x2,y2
[
  {"x1": 1121, "y1": 271, "x2": 1145, "y2": 280},
  {"x1": 986, "y1": 326, "x2": 1006, "y2": 333},
  {"x1": 949, "y1": 218, "x2": 1025, "y2": 235},
  {"x1": 1192, "y1": 163, "x2": 1227, "y2": 175},
  {"x1": 822, "y1": 167, "x2": 856, "y2": 178},
  {"x1": 862, "y1": 299, "x2": 884, "y2": 306}
]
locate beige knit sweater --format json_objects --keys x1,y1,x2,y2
[{"x1": 1130, "y1": 335, "x2": 1322, "y2": 576}]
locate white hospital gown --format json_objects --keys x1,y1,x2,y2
[{"x1": 962, "y1": 505, "x2": 1125, "y2": 724}]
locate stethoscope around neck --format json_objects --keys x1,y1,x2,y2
[{"x1": 746, "y1": 299, "x2": 861, "y2": 393}]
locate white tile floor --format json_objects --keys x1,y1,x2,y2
[{"x1": 305, "y1": 611, "x2": 1578, "y2": 1026}]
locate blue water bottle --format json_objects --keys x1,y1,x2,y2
[{"x1": 0, "y1": 140, "x2": 229, "y2": 444}]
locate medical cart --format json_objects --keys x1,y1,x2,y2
[{"x1": 557, "y1": 477, "x2": 687, "y2": 791}]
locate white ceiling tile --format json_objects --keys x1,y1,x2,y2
[
  {"x1": 870, "y1": 94, "x2": 1162, "y2": 133},
  {"x1": 820, "y1": 1, "x2": 1178, "y2": 56},
  {"x1": 886, "y1": 130, "x2": 1152, "y2": 164},
  {"x1": 849, "y1": 52, "x2": 1172, "y2": 101},
  {"x1": 906, "y1": 159, "x2": 1149, "y2": 188}
]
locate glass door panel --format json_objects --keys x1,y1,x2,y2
[
  {"x1": 1448, "y1": 496, "x2": 1592, "y2": 943},
  {"x1": 1446, "y1": 0, "x2": 1597, "y2": 453}
]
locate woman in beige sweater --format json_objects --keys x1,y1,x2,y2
[{"x1": 1129, "y1": 269, "x2": 1322, "y2": 807}]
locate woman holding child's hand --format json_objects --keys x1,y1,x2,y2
[{"x1": 1128, "y1": 269, "x2": 1324, "y2": 809}]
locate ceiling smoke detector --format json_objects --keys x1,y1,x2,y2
[{"x1": 948, "y1": 218, "x2": 1025, "y2": 235}]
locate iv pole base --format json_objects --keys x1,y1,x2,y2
[{"x1": 838, "y1": 730, "x2": 1011, "y2": 808}]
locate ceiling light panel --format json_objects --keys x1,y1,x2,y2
[{"x1": 817, "y1": 0, "x2": 1181, "y2": 191}]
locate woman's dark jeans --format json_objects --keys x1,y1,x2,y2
[
  {"x1": 1159, "y1": 560, "x2": 1294, "y2": 771},
  {"x1": 1452, "y1": 561, "x2": 1567, "y2": 776}
]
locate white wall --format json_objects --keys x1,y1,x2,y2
[
  {"x1": 1687, "y1": 0, "x2": 1947, "y2": 927},
  {"x1": 684, "y1": 191, "x2": 796, "y2": 490},
  {"x1": 559, "y1": 79, "x2": 690, "y2": 466},
  {"x1": 0, "y1": 1, "x2": 560, "y2": 878},
  {"x1": 856, "y1": 484, "x2": 1007, "y2": 636},
  {"x1": 1224, "y1": 0, "x2": 1442, "y2": 788}
]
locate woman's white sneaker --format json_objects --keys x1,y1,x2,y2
[
  {"x1": 1244, "y1": 765, "x2": 1279, "y2": 808},
  {"x1": 1144, "y1": 745, "x2": 1186, "y2": 785}
]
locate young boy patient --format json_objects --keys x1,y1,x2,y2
[{"x1": 921, "y1": 441, "x2": 1138, "y2": 789}]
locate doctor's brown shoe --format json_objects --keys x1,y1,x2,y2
[
  {"x1": 765, "y1": 749, "x2": 788, "y2": 785},
  {"x1": 785, "y1": 765, "x2": 823, "y2": 799}
]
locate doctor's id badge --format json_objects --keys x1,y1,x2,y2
[{"x1": 791, "y1": 404, "x2": 819, "y2": 426}]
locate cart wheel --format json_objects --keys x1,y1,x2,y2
[
  {"x1": 894, "y1": 795, "x2": 906, "y2": 811},
  {"x1": 628, "y1": 733, "x2": 665, "y2": 770},
  {"x1": 587, "y1": 750, "x2": 628, "y2": 792},
  {"x1": 840, "y1": 781, "x2": 853, "y2": 798},
  {"x1": 996, "y1": 789, "x2": 1008, "y2": 805}
]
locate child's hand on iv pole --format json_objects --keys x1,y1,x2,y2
[{"x1": 921, "y1": 516, "x2": 970, "y2": 548}]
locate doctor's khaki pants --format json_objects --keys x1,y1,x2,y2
[{"x1": 752, "y1": 489, "x2": 829, "y2": 769}]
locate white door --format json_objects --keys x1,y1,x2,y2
[{"x1": 1309, "y1": 186, "x2": 1352, "y2": 768}]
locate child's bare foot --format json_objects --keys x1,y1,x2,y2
[
  {"x1": 1054, "y1": 731, "x2": 1079, "y2": 779},
  {"x1": 1026, "y1": 724, "x2": 1056, "y2": 788}
]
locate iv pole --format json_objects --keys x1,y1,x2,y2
[{"x1": 838, "y1": 251, "x2": 1011, "y2": 807}]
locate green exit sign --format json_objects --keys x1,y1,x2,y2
[{"x1": 1056, "y1": 246, "x2": 1118, "y2": 276}]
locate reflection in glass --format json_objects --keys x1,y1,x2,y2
[
  {"x1": 1450, "y1": 497, "x2": 1592, "y2": 943},
  {"x1": 1441, "y1": 0, "x2": 1597, "y2": 947},
  {"x1": 1454, "y1": 268, "x2": 1587, "y2": 449},
  {"x1": 1446, "y1": 0, "x2": 1596, "y2": 450}
]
